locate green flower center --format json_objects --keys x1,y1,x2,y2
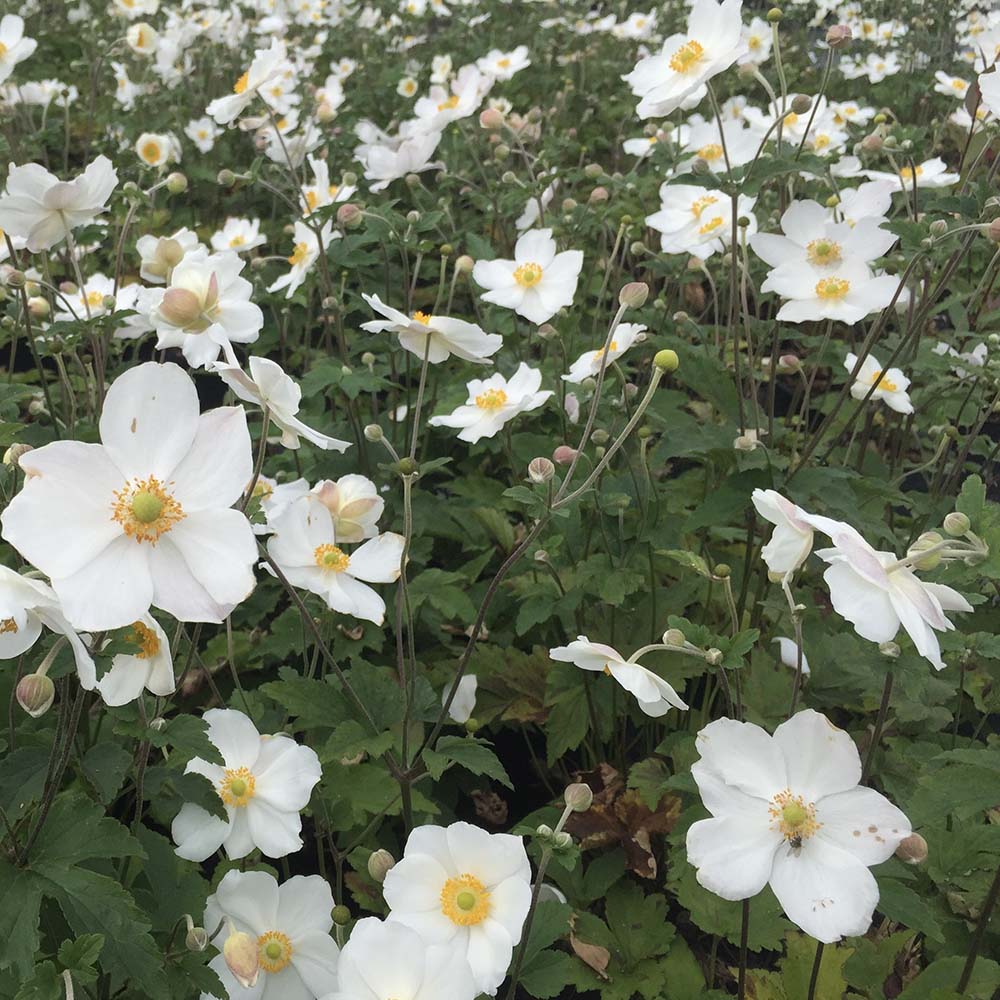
[
  {"x1": 782, "y1": 800, "x2": 808, "y2": 828},
  {"x1": 456, "y1": 890, "x2": 478, "y2": 911},
  {"x1": 131, "y1": 490, "x2": 164, "y2": 524}
]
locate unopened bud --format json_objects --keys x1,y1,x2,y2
[
  {"x1": 713, "y1": 563, "x2": 731, "y2": 578},
  {"x1": 528, "y1": 456, "x2": 555, "y2": 483},
  {"x1": 589, "y1": 187, "x2": 609, "y2": 204},
  {"x1": 536, "y1": 824, "x2": 553, "y2": 838},
  {"x1": 653, "y1": 349, "x2": 679, "y2": 372},
  {"x1": 537, "y1": 323, "x2": 557, "y2": 340},
  {"x1": 767, "y1": 7, "x2": 782, "y2": 21},
  {"x1": 584, "y1": 163, "x2": 602, "y2": 178},
  {"x1": 895, "y1": 832, "x2": 928, "y2": 865},
  {"x1": 777, "y1": 354, "x2": 801, "y2": 373},
  {"x1": 879, "y1": 641, "x2": 900, "y2": 658},
  {"x1": 494, "y1": 144, "x2": 510, "y2": 161},
  {"x1": 455, "y1": 254, "x2": 474, "y2": 273},
  {"x1": 16, "y1": 673, "x2": 54, "y2": 718},
  {"x1": 944, "y1": 511, "x2": 971, "y2": 536},
  {"x1": 367, "y1": 848, "x2": 395, "y2": 883},
  {"x1": 564, "y1": 782, "x2": 593, "y2": 812},
  {"x1": 691, "y1": 157, "x2": 711, "y2": 175},
  {"x1": 364, "y1": 424, "x2": 384, "y2": 441},
  {"x1": 337, "y1": 203, "x2": 363, "y2": 228},
  {"x1": 217, "y1": 169, "x2": 236, "y2": 187},
  {"x1": 158, "y1": 287, "x2": 202, "y2": 328},
  {"x1": 988, "y1": 218, "x2": 1000, "y2": 243},
  {"x1": 929, "y1": 220, "x2": 948, "y2": 237},
  {"x1": 861, "y1": 133, "x2": 883, "y2": 153},
  {"x1": 705, "y1": 648, "x2": 723, "y2": 666},
  {"x1": 552, "y1": 445, "x2": 577, "y2": 465},
  {"x1": 479, "y1": 107, "x2": 504, "y2": 129},
  {"x1": 553, "y1": 831, "x2": 572, "y2": 849},
  {"x1": 4, "y1": 442, "x2": 31, "y2": 467},
  {"x1": 223, "y1": 927, "x2": 260, "y2": 989},
  {"x1": 619, "y1": 281, "x2": 649, "y2": 308},
  {"x1": 825, "y1": 23, "x2": 852, "y2": 48},
  {"x1": 5, "y1": 269, "x2": 25, "y2": 289},
  {"x1": 185, "y1": 925, "x2": 208, "y2": 952},
  {"x1": 165, "y1": 172, "x2": 187, "y2": 194},
  {"x1": 908, "y1": 531, "x2": 943, "y2": 570},
  {"x1": 332, "y1": 905, "x2": 351, "y2": 926},
  {"x1": 590, "y1": 429, "x2": 609, "y2": 446},
  {"x1": 791, "y1": 95, "x2": 812, "y2": 115},
  {"x1": 562, "y1": 197, "x2": 578, "y2": 212},
  {"x1": 663, "y1": 628, "x2": 686, "y2": 646},
  {"x1": 397, "y1": 457, "x2": 418, "y2": 476}
]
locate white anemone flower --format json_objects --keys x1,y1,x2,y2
[
  {"x1": 549, "y1": 636, "x2": 688, "y2": 716},
  {"x1": 623, "y1": 0, "x2": 747, "y2": 119},
  {"x1": 646, "y1": 184, "x2": 758, "y2": 260},
  {"x1": 1, "y1": 362, "x2": 257, "y2": 631},
  {"x1": 173, "y1": 708, "x2": 322, "y2": 862},
  {"x1": 185, "y1": 116, "x2": 220, "y2": 154},
  {"x1": 323, "y1": 917, "x2": 477, "y2": 1000},
  {"x1": 383, "y1": 821, "x2": 532, "y2": 995},
  {"x1": 203, "y1": 869, "x2": 340, "y2": 1000},
  {"x1": 150, "y1": 250, "x2": 263, "y2": 367},
  {"x1": 0, "y1": 155, "x2": 117, "y2": 253},
  {"x1": 562, "y1": 323, "x2": 645, "y2": 383},
  {"x1": 686, "y1": 710, "x2": 912, "y2": 943},
  {"x1": 844, "y1": 352, "x2": 913, "y2": 414},
  {"x1": 211, "y1": 217, "x2": 266, "y2": 254},
  {"x1": 266, "y1": 494, "x2": 404, "y2": 625},
  {"x1": 773, "y1": 636, "x2": 810, "y2": 676},
  {"x1": 0, "y1": 15, "x2": 37, "y2": 84},
  {"x1": 268, "y1": 220, "x2": 338, "y2": 299},
  {"x1": 750, "y1": 488, "x2": 815, "y2": 578},
  {"x1": 136, "y1": 227, "x2": 203, "y2": 284},
  {"x1": 812, "y1": 519, "x2": 972, "y2": 670},
  {"x1": 206, "y1": 39, "x2": 288, "y2": 125},
  {"x1": 361, "y1": 293, "x2": 502, "y2": 364},
  {"x1": 476, "y1": 46, "x2": 530, "y2": 81},
  {"x1": 210, "y1": 354, "x2": 351, "y2": 451},
  {"x1": 96, "y1": 614, "x2": 174, "y2": 706},
  {"x1": 472, "y1": 229, "x2": 583, "y2": 325},
  {"x1": 765, "y1": 259, "x2": 899, "y2": 324},
  {"x1": 308, "y1": 476, "x2": 384, "y2": 543},
  {"x1": 428, "y1": 363, "x2": 552, "y2": 443},
  {"x1": 866, "y1": 157, "x2": 959, "y2": 191},
  {"x1": 0, "y1": 565, "x2": 95, "y2": 687},
  {"x1": 361, "y1": 131, "x2": 444, "y2": 193},
  {"x1": 444, "y1": 675, "x2": 477, "y2": 724},
  {"x1": 125, "y1": 22, "x2": 158, "y2": 55}
]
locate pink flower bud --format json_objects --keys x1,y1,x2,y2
[{"x1": 552, "y1": 445, "x2": 578, "y2": 465}]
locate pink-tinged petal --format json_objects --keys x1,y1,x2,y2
[
  {"x1": 169, "y1": 407, "x2": 254, "y2": 511},
  {"x1": 100, "y1": 362, "x2": 200, "y2": 480},
  {"x1": 773, "y1": 710, "x2": 862, "y2": 801}
]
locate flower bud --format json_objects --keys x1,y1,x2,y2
[
  {"x1": 479, "y1": 107, "x2": 505, "y2": 130},
  {"x1": 364, "y1": 424, "x2": 384, "y2": 441},
  {"x1": 332, "y1": 905, "x2": 351, "y2": 926},
  {"x1": 907, "y1": 531, "x2": 943, "y2": 570},
  {"x1": 455, "y1": 254, "x2": 474, "y2": 273},
  {"x1": 5, "y1": 269, "x2": 25, "y2": 289},
  {"x1": 562, "y1": 198, "x2": 578, "y2": 212},
  {"x1": 663, "y1": 628, "x2": 686, "y2": 646},
  {"x1": 158, "y1": 287, "x2": 203, "y2": 328},
  {"x1": 988, "y1": 218, "x2": 1000, "y2": 243},
  {"x1": 705, "y1": 648, "x2": 723, "y2": 666},
  {"x1": 895, "y1": 832, "x2": 928, "y2": 865},
  {"x1": 825, "y1": 23, "x2": 852, "y2": 48},
  {"x1": 777, "y1": 354, "x2": 801, "y2": 373},
  {"x1": 879, "y1": 641, "x2": 900, "y2": 658},
  {"x1": 528, "y1": 457, "x2": 555, "y2": 483},
  {"x1": 552, "y1": 445, "x2": 577, "y2": 465},
  {"x1": 929, "y1": 220, "x2": 948, "y2": 237},
  {"x1": 766, "y1": 6, "x2": 782, "y2": 21},
  {"x1": 397, "y1": 457, "x2": 418, "y2": 476},
  {"x1": 367, "y1": 848, "x2": 396, "y2": 883},
  {"x1": 619, "y1": 281, "x2": 649, "y2": 308},
  {"x1": 791, "y1": 95, "x2": 812, "y2": 115},
  {"x1": 553, "y1": 831, "x2": 572, "y2": 849},
  {"x1": 537, "y1": 323, "x2": 557, "y2": 340},
  {"x1": 440, "y1": 244, "x2": 453, "y2": 258},
  {"x1": 185, "y1": 924, "x2": 209, "y2": 952},
  {"x1": 536, "y1": 824, "x2": 553, "y2": 838},
  {"x1": 653, "y1": 349, "x2": 679, "y2": 372},
  {"x1": 217, "y1": 169, "x2": 236, "y2": 187},
  {"x1": 713, "y1": 563, "x2": 731, "y2": 578},
  {"x1": 564, "y1": 783, "x2": 593, "y2": 812},
  {"x1": 16, "y1": 673, "x2": 54, "y2": 718},
  {"x1": 337, "y1": 203, "x2": 363, "y2": 228},
  {"x1": 588, "y1": 187, "x2": 609, "y2": 204},
  {"x1": 691, "y1": 157, "x2": 711, "y2": 175},
  {"x1": 4, "y1": 442, "x2": 31, "y2": 467},
  {"x1": 590, "y1": 429, "x2": 609, "y2": 446},
  {"x1": 223, "y1": 927, "x2": 260, "y2": 989},
  {"x1": 861, "y1": 133, "x2": 883, "y2": 153},
  {"x1": 584, "y1": 163, "x2": 602, "y2": 178},
  {"x1": 165, "y1": 172, "x2": 187, "y2": 194},
  {"x1": 944, "y1": 511, "x2": 971, "y2": 536}
]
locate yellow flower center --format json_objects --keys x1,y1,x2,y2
[
  {"x1": 769, "y1": 789, "x2": 821, "y2": 842},
  {"x1": 899, "y1": 165, "x2": 924, "y2": 182},
  {"x1": 690, "y1": 194, "x2": 718, "y2": 218},
  {"x1": 219, "y1": 766, "x2": 256, "y2": 807},
  {"x1": 234, "y1": 71, "x2": 249, "y2": 94},
  {"x1": 806, "y1": 239, "x2": 842, "y2": 266},
  {"x1": 697, "y1": 143, "x2": 724, "y2": 161},
  {"x1": 815, "y1": 277, "x2": 850, "y2": 300},
  {"x1": 812, "y1": 134, "x2": 831, "y2": 150},
  {"x1": 698, "y1": 216, "x2": 725, "y2": 235},
  {"x1": 784, "y1": 112, "x2": 799, "y2": 127},
  {"x1": 126, "y1": 620, "x2": 160, "y2": 659},
  {"x1": 85, "y1": 290, "x2": 105, "y2": 308},
  {"x1": 441, "y1": 874, "x2": 491, "y2": 926},
  {"x1": 437, "y1": 94, "x2": 460, "y2": 111},
  {"x1": 498, "y1": 58, "x2": 511, "y2": 68},
  {"x1": 870, "y1": 369, "x2": 898, "y2": 392},
  {"x1": 229, "y1": 234, "x2": 246, "y2": 247},
  {"x1": 257, "y1": 931, "x2": 293, "y2": 974},
  {"x1": 954, "y1": 78, "x2": 967, "y2": 89},
  {"x1": 288, "y1": 242, "x2": 309, "y2": 266},
  {"x1": 412, "y1": 310, "x2": 432, "y2": 324},
  {"x1": 252, "y1": 479, "x2": 273, "y2": 499},
  {"x1": 305, "y1": 190, "x2": 319, "y2": 211},
  {"x1": 314, "y1": 543, "x2": 350, "y2": 572},
  {"x1": 0, "y1": 42, "x2": 10, "y2": 58},
  {"x1": 475, "y1": 388, "x2": 508, "y2": 410},
  {"x1": 0, "y1": 618, "x2": 18, "y2": 634},
  {"x1": 513, "y1": 262, "x2": 543, "y2": 287},
  {"x1": 669, "y1": 39, "x2": 705, "y2": 74},
  {"x1": 112, "y1": 476, "x2": 185, "y2": 544},
  {"x1": 592, "y1": 340, "x2": 619, "y2": 361},
  {"x1": 749, "y1": 35, "x2": 761, "y2": 50},
  {"x1": 140, "y1": 141, "x2": 162, "y2": 163}
]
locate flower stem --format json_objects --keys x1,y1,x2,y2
[
  {"x1": 806, "y1": 941, "x2": 824, "y2": 1000},
  {"x1": 956, "y1": 859, "x2": 1000, "y2": 993},
  {"x1": 861, "y1": 670, "x2": 894, "y2": 783},
  {"x1": 738, "y1": 899, "x2": 750, "y2": 1000}
]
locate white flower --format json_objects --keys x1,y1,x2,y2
[
  {"x1": 0, "y1": 565, "x2": 95, "y2": 688},
  {"x1": 125, "y1": 22, "x2": 158, "y2": 55},
  {"x1": 137, "y1": 228, "x2": 203, "y2": 284},
  {"x1": 844, "y1": 352, "x2": 913, "y2": 414},
  {"x1": 150, "y1": 250, "x2": 263, "y2": 367},
  {"x1": 935, "y1": 70, "x2": 970, "y2": 99},
  {"x1": 112, "y1": 61, "x2": 144, "y2": 110},
  {"x1": 383, "y1": 821, "x2": 532, "y2": 995},
  {"x1": 360, "y1": 131, "x2": 444, "y2": 193},
  {"x1": 739, "y1": 16, "x2": 772, "y2": 64},
  {"x1": 765, "y1": 259, "x2": 898, "y2": 324},
  {"x1": 445, "y1": 675, "x2": 477, "y2": 724},
  {"x1": 185, "y1": 116, "x2": 221, "y2": 154},
  {"x1": 266, "y1": 494, "x2": 404, "y2": 625},
  {"x1": 397, "y1": 75, "x2": 419, "y2": 98},
  {"x1": 686, "y1": 710, "x2": 912, "y2": 943},
  {"x1": 472, "y1": 229, "x2": 583, "y2": 325},
  {"x1": 866, "y1": 157, "x2": 959, "y2": 191},
  {"x1": 210, "y1": 354, "x2": 351, "y2": 452},
  {"x1": 173, "y1": 709, "x2": 322, "y2": 862},
  {"x1": 549, "y1": 636, "x2": 688, "y2": 717},
  {"x1": 428, "y1": 363, "x2": 552, "y2": 443},
  {"x1": 268, "y1": 221, "x2": 338, "y2": 299},
  {"x1": 476, "y1": 46, "x2": 530, "y2": 80},
  {"x1": 1, "y1": 362, "x2": 257, "y2": 631},
  {"x1": 211, "y1": 217, "x2": 266, "y2": 254},
  {"x1": 203, "y1": 869, "x2": 339, "y2": 1000},
  {"x1": 301, "y1": 156, "x2": 356, "y2": 216},
  {"x1": 562, "y1": 323, "x2": 644, "y2": 383},
  {"x1": 96, "y1": 614, "x2": 174, "y2": 706},
  {"x1": 0, "y1": 15, "x2": 37, "y2": 85},
  {"x1": 0, "y1": 155, "x2": 117, "y2": 253},
  {"x1": 623, "y1": 0, "x2": 747, "y2": 118},
  {"x1": 813, "y1": 520, "x2": 972, "y2": 670},
  {"x1": 773, "y1": 636, "x2": 810, "y2": 675},
  {"x1": 750, "y1": 488, "x2": 815, "y2": 578},
  {"x1": 676, "y1": 117, "x2": 758, "y2": 173},
  {"x1": 430, "y1": 54, "x2": 452, "y2": 84},
  {"x1": 831, "y1": 181, "x2": 894, "y2": 227},
  {"x1": 646, "y1": 184, "x2": 758, "y2": 260},
  {"x1": 413, "y1": 65, "x2": 491, "y2": 130},
  {"x1": 361, "y1": 293, "x2": 502, "y2": 364},
  {"x1": 207, "y1": 39, "x2": 289, "y2": 125},
  {"x1": 54, "y1": 272, "x2": 115, "y2": 322},
  {"x1": 323, "y1": 917, "x2": 477, "y2": 1000},
  {"x1": 306, "y1": 476, "x2": 384, "y2": 543},
  {"x1": 135, "y1": 132, "x2": 177, "y2": 168}
]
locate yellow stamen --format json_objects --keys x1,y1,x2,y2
[
  {"x1": 229, "y1": 234, "x2": 246, "y2": 247},
  {"x1": 698, "y1": 216, "x2": 725, "y2": 235},
  {"x1": 899, "y1": 165, "x2": 923, "y2": 182},
  {"x1": 690, "y1": 194, "x2": 718, "y2": 218},
  {"x1": 475, "y1": 388, "x2": 507, "y2": 410},
  {"x1": 769, "y1": 789, "x2": 821, "y2": 842},
  {"x1": 436, "y1": 94, "x2": 460, "y2": 112},
  {"x1": 314, "y1": 543, "x2": 350, "y2": 572},
  {"x1": 814, "y1": 277, "x2": 850, "y2": 300},
  {"x1": 440, "y1": 874, "x2": 491, "y2": 926},
  {"x1": 805, "y1": 239, "x2": 842, "y2": 266},
  {"x1": 112, "y1": 476, "x2": 185, "y2": 544},
  {"x1": 697, "y1": 143, "x2": 723, "y2": 161},
  {"x1": 412, "y1": 311, "x2": 432, "y2": 325},
  {"x1": 669, "y1": 39, "x2": 705, "y2": 74},
  {"x1": 0, "y1": 618, "x2": 18, "y2": 634},
  {"x1": 219, "y1": 766, "x2": 256, "y2": 807},
  {"x1": 234, "y1": 71, "x2": 249, "y2": 94},
  {"x1": 257, "y1": 931, "x2": 294, "y2": 974},
  {"x1": 288, "y1": 242, "x2": 309, "y2": 266},
  {"x1": 140, "y1": 141, "x2": 162, "y2": 163},
  {"x1": 126, "y1": 620, "x2": 160, "y2": 660},
  {"x1": 513, "y1": 262, "x2": 543, "y2": 288},
  {"x1": 870, "y1": 369, "x2": 898, "y2": 392}
]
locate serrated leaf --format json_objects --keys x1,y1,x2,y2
[{"x1": 423, "y1": 735, "x2": 512, "y2": 788}]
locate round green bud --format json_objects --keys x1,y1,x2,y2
[{"x1": 653, "y1": 349, "x2": 679, "y2": 372}]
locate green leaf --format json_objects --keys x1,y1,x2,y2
[
  {"x1": 423, "y1": 735, "x2": 512, "y2": 788},
  {"x1": 956, "y1": 475, "x2": 986, "y2": 523},
  {"x1": 898, "y1": 957, "x2": 1000, "y2": 999},
  {"x1": 605, "y1": 881, "x2": 674, "y2": 967},
  {"x1": 519, "y1": 950, "x2": 576, "y2": 999},
  {"x1": 0, "y1": 862, "x2": 43, "y2": 974},
  {"x1": 57, "y1": 934, "x2": 105, "y2": 976},
  {"x1": 659, "y1": 549, "x2": 714, "y2": 579},
  {"x1": 30, "y1": 795, "x2": 144, "y2": 868},
  {"x1": 261, "y1": 666, "x2": 351, "y2": 731},
  {"x1": 80, "y1": 743, "x2": 133, "y2": 804},
  {"x1": 0, "y1": 747, "x2": 49, "y2": 821},
  {"x1": 779, "y1": 932, "x2": 851, "y2": 1000},
  {"x1": 876, "y1": 879, "x2": 945, "y2": 943}
]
